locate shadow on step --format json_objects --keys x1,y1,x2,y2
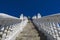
[{"x1": 31, "y1": 21, "x2": 47, "y2": 40}]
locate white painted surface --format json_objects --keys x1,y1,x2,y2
[
  {"x1": 2, "y1": 20, "x2": 28, "y2": 40},
  {"x1": 37, "y1": 13, "x2": 41, "y2": 18},
  {"x1": 32, "y1": 16, "x2": 37, "y2": 19},
  {"x1": 33, "y1": 14, "x2": 60, "y2": 40}
]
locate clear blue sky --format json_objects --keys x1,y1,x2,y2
[{"x1": 0, "y1": 0, "x2": 60, "y2": 18}]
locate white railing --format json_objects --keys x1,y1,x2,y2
[
  {"x1": 0, "y1": 19, "x2": 28, "y2": 40},
  {"x1": 33, "y1": 17, "x2": 60, "y2": 40}
]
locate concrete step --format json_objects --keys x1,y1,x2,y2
[
  {"x1": 18, "y1": 34, "x2": 39, "y2": 37},
  {"x1": 16, "y1": 37, "x2": 40, "y2": 40},
  {"x1": 20, "y1": 31, "x2": 38, "y2": 34}
]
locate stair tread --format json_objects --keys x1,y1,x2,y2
[{"x1": 16, "y1": 37, "x2": 40, "y2": 40}]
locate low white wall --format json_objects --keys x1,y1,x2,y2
[
  {"x1": 4, "y1": 19, "x2": 28, "y2": 40},
  {"x1": 33, "y1": 19, "x2": 60, "y2": 40}
]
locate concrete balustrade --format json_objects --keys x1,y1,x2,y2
[
  {"x1": 0, "y1": 19, "x2": 28, "y2": 40},
  {"x1": 0, "y1": 13, "x2": 28, "y2": 40},
  {"x1": 1, "y1": 20, "x2": 28, "y2": 40},
  {"x1": 32, "y1": 14, "x2": 60, "y2": 40}
]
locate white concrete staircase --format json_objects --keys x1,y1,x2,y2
[{"x1": 16, "y1": 20, "x2": 40, "y2": 40}]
